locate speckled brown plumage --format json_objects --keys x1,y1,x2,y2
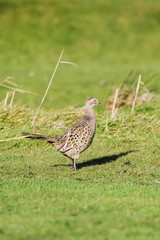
[{"x1": 23, "y1": 97, "x2": 101, "y2": 170}]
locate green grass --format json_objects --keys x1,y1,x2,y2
[
  {"x1": 1, "y1": 104, "x2": 160, "y2": 240},
  {"x1": 1, "y1": 0, "x2": 160, "y2": 239}
]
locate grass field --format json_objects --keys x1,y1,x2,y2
[{"x1": 0, "y1": 0, "x2": 160, "y2": 239}]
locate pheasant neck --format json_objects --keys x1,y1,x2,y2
[{"x1": 84, "y1": 105, "x2": 95, "y2": 119}]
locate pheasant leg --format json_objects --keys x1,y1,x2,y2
[{"x1": 73, "y1": 158, "x2": 76, "y2": 171}]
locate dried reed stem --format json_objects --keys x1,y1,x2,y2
[
  {"x1": 0, "y1": 136, "x2": 26, "y2": 142},
  {"x1": 0, "y1": 83, "x2": 37, "y2": 95},
  {"x1": 31, "y1": 49, "x2": 64, "y2": 126},
  {"x1": 0, "y1": 76, "x2": 14, "y2": 85},
  {"x1": 3, "y1": 92, "x2": 10, "y2": 108},
  {"x1": 60, "y1": 61, "x2": 78, "y2": 67},
  {"x1": 0, "y1": 77, "x2": 37, "y2": 95},
  {"x1": 111, "y1": 88, "x2": 119, "y2": 119},
  {"x1": 5, "y1": 79, "x2": 18, "y2": 86},
  {"x1": 9, "y1": 90, "x2": 15, "y2": 107},
  {"x1": 131, "y1": 75, "x2": 142, "y2": 113},
  {"x1": 111, "y1": 108, "x2": 118, "y2": 119}
]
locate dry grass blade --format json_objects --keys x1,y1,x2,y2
[
  {"x1": 60, "y1": 61, "x2": 78, "y2": 67},
  {"x1": 3, "y1": 92, "x2": 10, "y2": 108},
  {"x1": 9, "y1": 90, "x2": 15, "y2": 108},
  {"x1": 132, "y1": 74, "x2": 143, "y2": 114},
  {"x1": 5, "y1": 109, "x2": 20, "y2": 119},
  {"x1": 5, "y1": 80, "x2": 18, "y2": 86},
  {"x1": 0, "y1": 76, "x2": 15, "y2": 85},
  {"x1": 111, "y1": 108, "x2": 118, "y2": 119},
  {"x1": 31, "y1": 49, "x2": 64, "y2": 126},
  {"x1": 0, "y1": 136, "x2": 26, "y2": 142},
  {"x1": 0, "y1": 77, "x2": 38, "y2": 109},
  {"x1": 0, "y1": 83, "x2": 37, "y2": 95},
  {"x1": 0, "y1": 93, "x2": 12, "y2": 107},
  {"x1": 111, "y1": 88, "x2": 119, "y2": 119}
]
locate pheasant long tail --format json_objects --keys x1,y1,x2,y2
[{"x1": 22, "y1": 133, "x2": 56, "y2": 143}]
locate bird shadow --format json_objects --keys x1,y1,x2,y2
[
  {"x1": 77, "y1": 150, "x2": 134, "y2": 169},
  {"x1": 53, "y1": 150, "x2": 135, "y2": 169}
]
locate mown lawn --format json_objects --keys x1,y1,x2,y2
[
  {"x1": 0, "y1": 0, "x2": 160, "y2": 239},
  {"x1": 0, "y1": 104, "x2": 160, "y2": 240}
]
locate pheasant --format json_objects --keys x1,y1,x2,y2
[{"x1": 23, "y1": 97, "x2": 101, "y2": 170}]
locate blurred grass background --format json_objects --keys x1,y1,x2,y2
[
  {"x1": 1, "y1": 0, "x2": 160, "y2": 109},
  {"x1": 1, "y1": 1, "x2": 160, "y2": 240}
]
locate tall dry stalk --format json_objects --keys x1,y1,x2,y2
[
  {"x1": 131, "y1": 75, "x2": 143, "y2": 113},
  {"x1": 0, "y1": 78, "x2": 37, "y2": 95},
  {"x1": 0, "y1": 77, "x2": 37, "y2": 109},
  {"x1": 0, "y1": 136, "x2": 26, "y2": 142},
  {"x1": 31, "y1": 49, "x2": 64, "y2": 126},
  {"x1": 9, "y1": 90, "x2": 15, "y2": 108},
  {"x1": 111, "y1": 88, "x2": 119, "y2": 119},
  {"x1": 3, "y1": 92, "x2": 10, "y2": 108}
]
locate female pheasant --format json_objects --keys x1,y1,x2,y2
[{"x1": 23, "y1": 97, "x2": 101, "y2": 170}]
